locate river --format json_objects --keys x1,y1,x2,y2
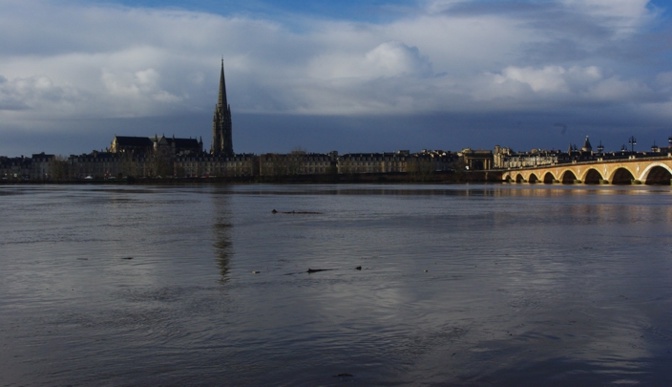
[{"x1": 1, "y1": 184, "x2": 671, "y2": 386}]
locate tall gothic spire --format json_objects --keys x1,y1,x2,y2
[
  {"x1": 218, "y1": 58, "x2": 228, "y2": 111},
  {"x1": 211, "y1": 60, "x2": 233, "y2": 156}
]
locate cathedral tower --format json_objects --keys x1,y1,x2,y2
[{"x1": 211, "y1": 60, "x2": 233, "y2": 156}]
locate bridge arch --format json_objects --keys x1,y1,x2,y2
[
  {"x1": 543, "y1": 171, "x2": 556, "y2": 184},
  {"x1": 641, "y1": 164, "x2": 672, "y2": 185},
  {"x1": 529, "y1": 173, "x2": 539, "y2": 184},
  {"x1": 582, "y1": 168, "x2": 604, "y2": 184},
  {"x1": 609, "y1": 167, "x2": 636, "y2": 185},
  {"x1": 561, "y1": 170, "x2": 578, "y2": 184},
  {"x1": 515, "y1": 173, "x2": 525, "y2": 183}
]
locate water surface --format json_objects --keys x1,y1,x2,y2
[{"x1": 1, "y1": 184, "x2": 671, "y2": 385}]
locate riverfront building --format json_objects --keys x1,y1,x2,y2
[{"x1": 110, "y1": 135, "x2": 203, "y2": 157}]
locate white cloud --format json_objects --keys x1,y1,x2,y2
[
  {"x1": 307, "y1": 41, "x2": 431, "y2": 80},
  {"x1": 494, "y1": 66, "x2": 603, "y2": 94},
  {"x1": 385, "y1": 14, "x2": 531, "y2": 75},
  {"x1": 102, "y1": 67, "x2": 180, "y2": 102},
  {"x1": 364, "y1": 41, "x2": 433, "y2": 77},
  {"x1": 498, "y1": 66, "x2": 572, "y2": 93},
  {"x1": 0, "y1": 73, "x2": 82, "y2": 114},
  {"x1": 468, "y1": 64, "x2": 659, "y2": 110},
  {"x1": 585, "y1": 77, "x2": 653, "y2": 102}
]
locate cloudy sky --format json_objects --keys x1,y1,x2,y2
[{"x1": 1, "y1": 0, "x2": 671, "y2": 156}]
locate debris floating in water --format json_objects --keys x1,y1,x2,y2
[
  {"x1": 306, "y1": 268, "x2": 333, "y2": 273},
  {"x1": 272, "y1": 209, "x2": 322, "y2": 215}
]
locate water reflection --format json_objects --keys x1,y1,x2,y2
[
  {"x1": 211, "y1": 189, "x2": 233, "y2": 282},
  {"x1": 213, "y1": 222, "x2": 232, "y2": 281}
]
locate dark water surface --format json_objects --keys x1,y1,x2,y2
[{"x1": 1, "y1": 184, "x2": 672, "y2": 386}]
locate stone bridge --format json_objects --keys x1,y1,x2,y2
[{"x1": 501, "y1": 156, "x2": 672, "y2": 184}]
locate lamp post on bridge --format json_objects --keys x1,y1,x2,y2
[{"x1": 628, "y1": 136, "x2": 637, "y2": 153}]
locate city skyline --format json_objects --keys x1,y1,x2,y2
[{"x1": 1, "y1": 0, "x2": 672, "y2": 157}]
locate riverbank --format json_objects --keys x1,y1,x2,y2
[{"x1": 1, "y1": 170, "x2": 503, "y2": 185}]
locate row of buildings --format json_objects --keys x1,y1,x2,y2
[
  {"x1": 4, "y1": 138, "x2": 670, "y2": 182},
  {"x1": 0, "y1": 147, "x2": 470, "y2": 182},
  {"x1": 494, "y1": 136, "x2": 672, "y2": 169}
]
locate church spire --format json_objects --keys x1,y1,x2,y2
[
  {"x1": 218, "y1": 59, "x2": 228, "y2": 110},
  {"x1": 211, "y1": 60, "x2": 233, "y2": 156}
]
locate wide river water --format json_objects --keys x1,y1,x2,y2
[{"x1": 1, "y1": 183, "x2": 671, "y2": 386}]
